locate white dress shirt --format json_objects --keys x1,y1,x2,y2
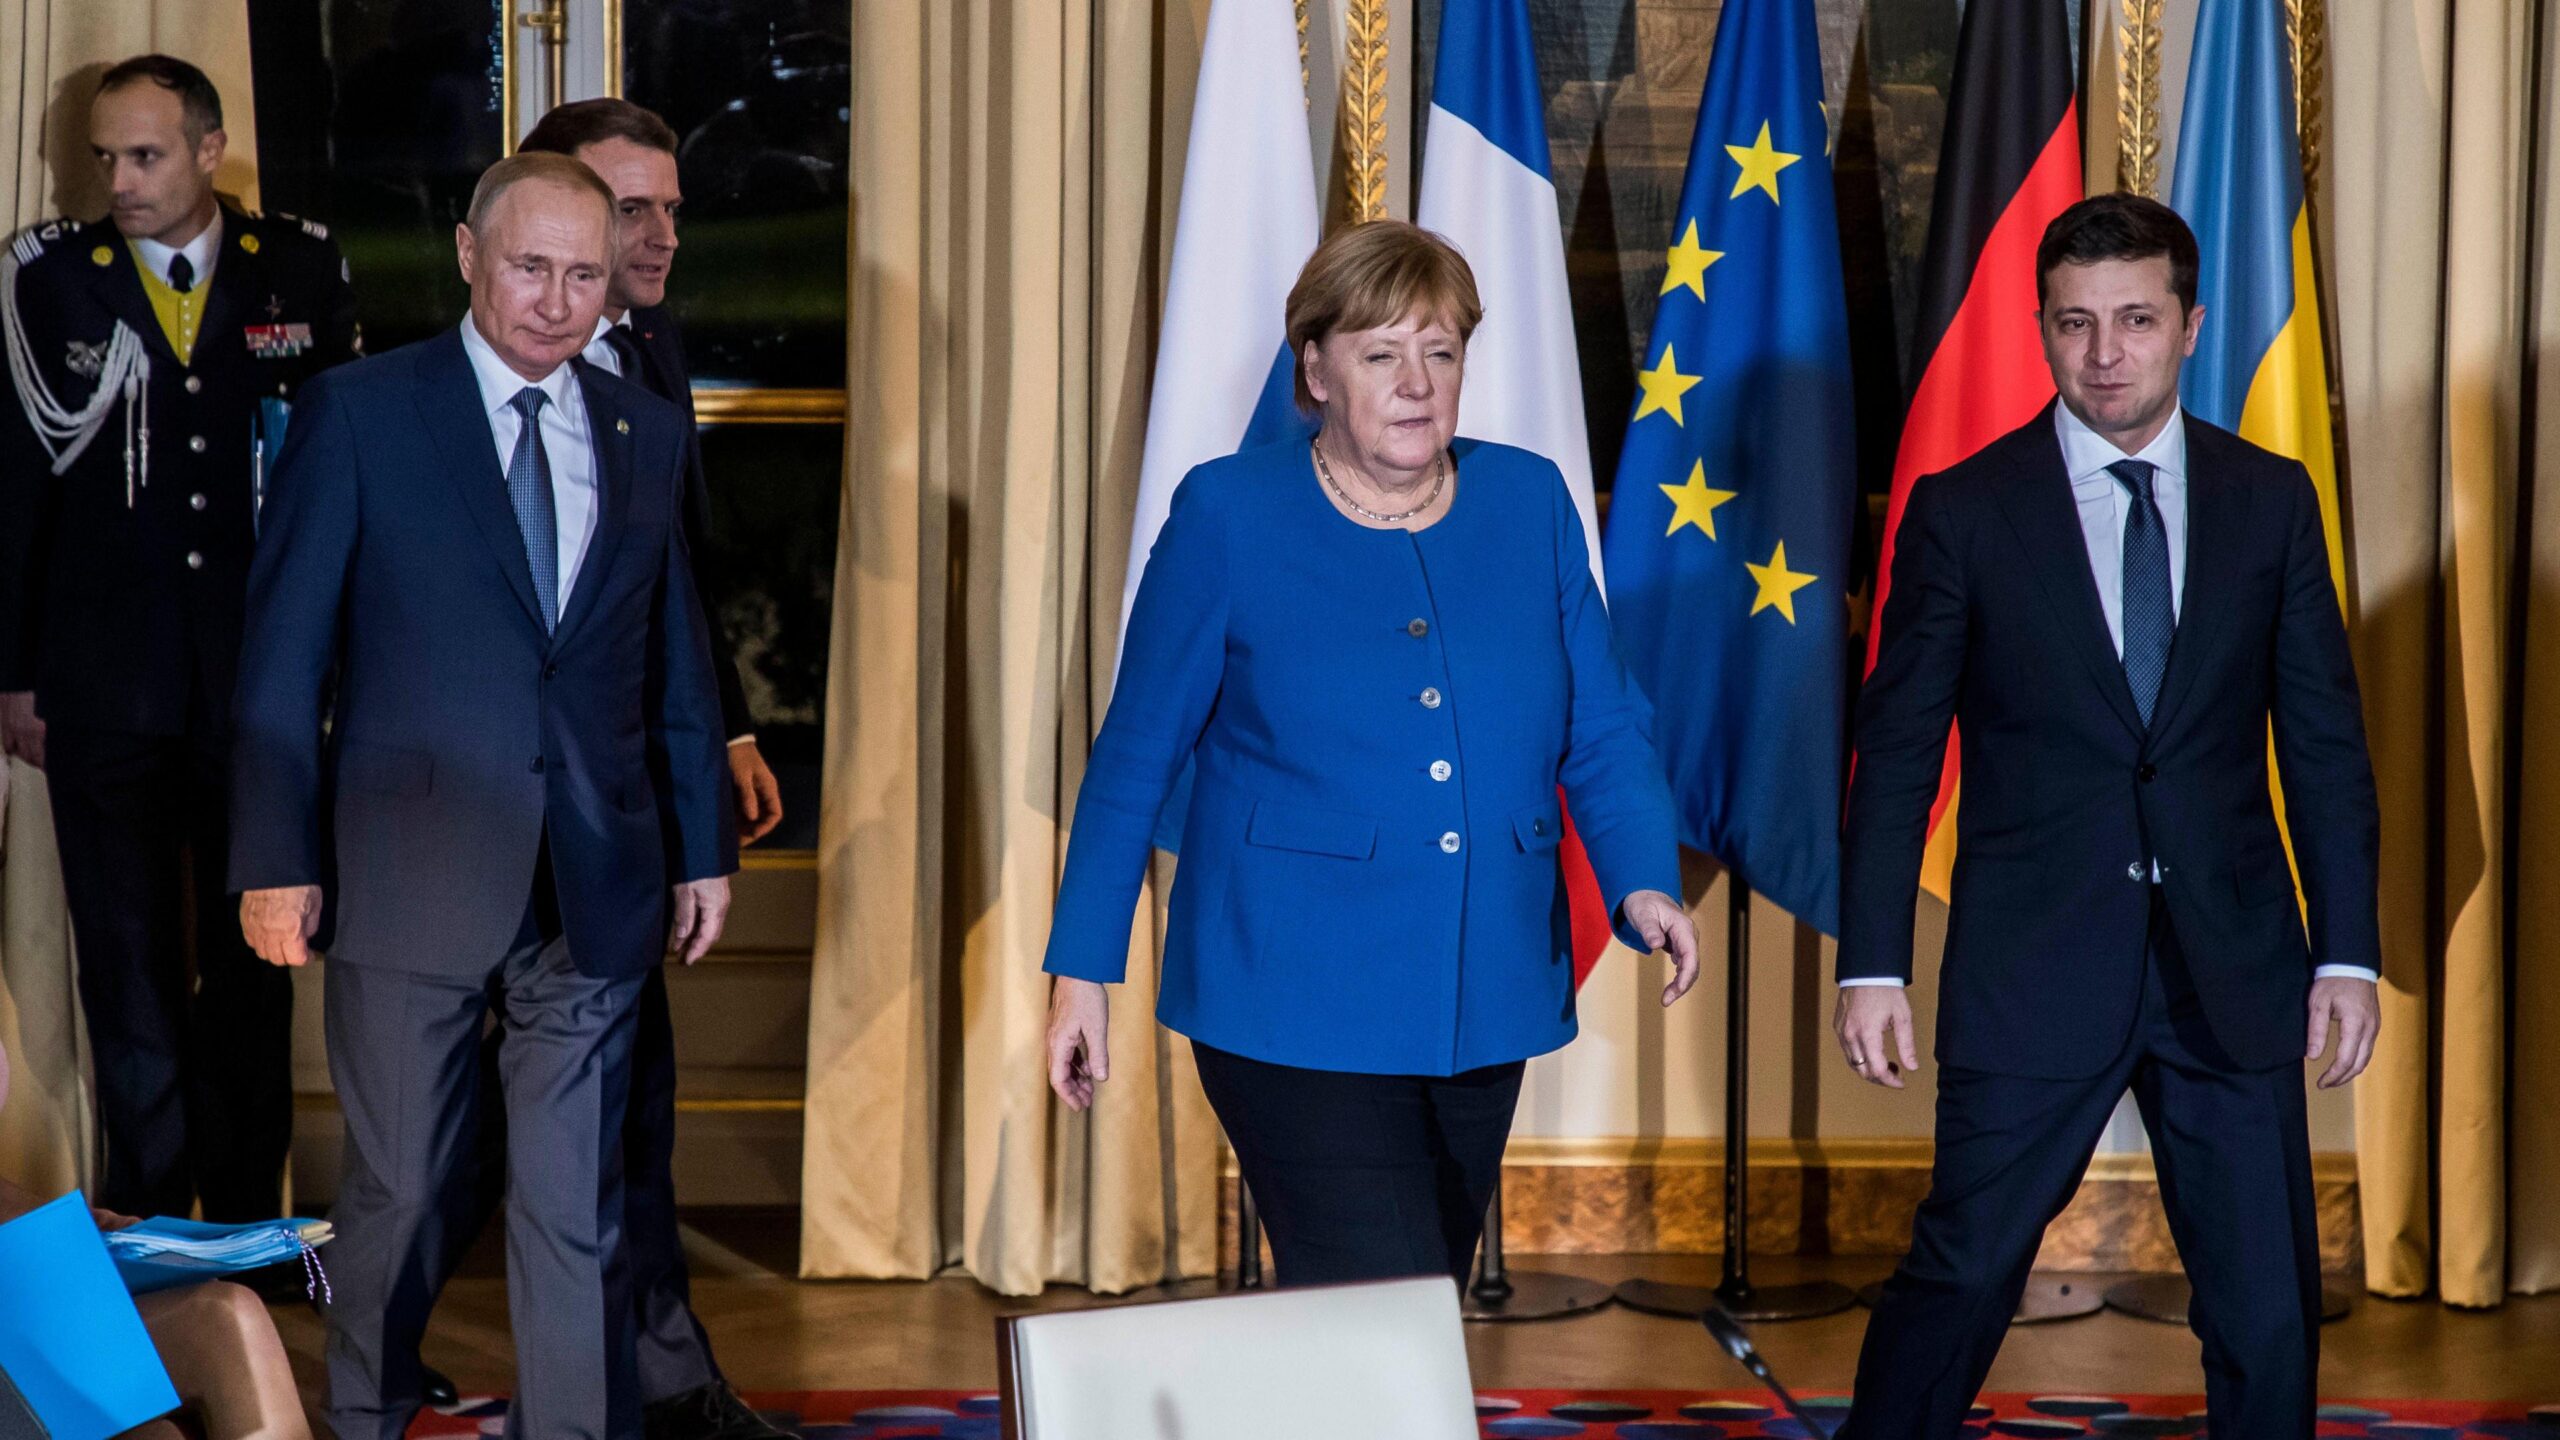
[
  {"x1": 1843, "y1": 403, "x2": 2375, "y2": 986},
  {"x1": 459, "y1": 316, "x2": 601, "y2": 609},
  {"x1": 581, "y1": 313, "x2": 636, "y2": 378},
  {"x1": 132, "y1": 210, "x2": 223, "y2": 290}
]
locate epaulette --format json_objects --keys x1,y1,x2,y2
[
  {"x1": 6, "y1": 217, "x2": 91, "y2": 270},
  {"x1": 265, "y1": 211, "x2": 331, "y2": 243}
]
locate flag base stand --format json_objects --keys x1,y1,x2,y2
[
  {"x1": 1852, "y1": 1271, "x2": 2103, "y2": 1323},
  {"x1": 1615, "y1": 880, "x2": 1855, "y2": 1325},
  {"x1": 2102, "y1": 1273, "x2": 2355, "y2": 1325},
  {"x1": 1462, "y1": 1182, "x2": 1614, "y2": 1322}
]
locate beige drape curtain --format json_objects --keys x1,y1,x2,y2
[
  {"x1": 799, "y1": 0, "x2": 1224, "y2": 1296},
  {"x1": 2327, "y1": 0, "x2": 2560, "y2": 1305},
  {"x1": 0, "y1": 0, "x2": 259, "y2": 1200}
]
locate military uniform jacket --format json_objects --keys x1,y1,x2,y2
[{"x1": 0, "y1": 202, "x2": 359, "y2": 734}]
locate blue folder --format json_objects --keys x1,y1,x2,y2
[{"x1": 0, "y1": 1194, "x2": 179, "y2": 1440}]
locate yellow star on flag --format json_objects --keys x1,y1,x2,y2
[
  {"x1": 1632, "y1": 344, "x2": 1703, "y2": 427},
  {"x1": 1659, "y1": 220, "x2": 1724, "y2": 301},
  {"x1": 1660, "y1": 461, "x2": 1738, "y2": 540},
  {"x1": 1746, "y1": 540, "x2": 1818, "y2": 623},
  {"x1": 1726, "y1": 121, "x2": 1802, "y2": 204}
]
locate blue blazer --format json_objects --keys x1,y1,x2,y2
[
  {"x1": 1044, "y1": 438, "x2": 1681, "y2": 1075},
  {"x1": 227, "y1": 327, "x2": 737, "y2": 980}
]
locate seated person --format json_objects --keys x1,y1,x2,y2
[{"x1": 0, "y1": 1041, "x2": 312, "y2": 1439}]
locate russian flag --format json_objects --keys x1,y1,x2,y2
[
  {"x1": 1123, "y1": 0, "x2": 1321, "y2": 851},
  {"x1": 1416, "y1": 0, "x2": 1614, "y2": 982}
]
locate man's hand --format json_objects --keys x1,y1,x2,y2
[
  {"x1": 1046, "y1": 977, "x2": 1110, "y2": 1111},
  {"x1": 669, "y1": 876, "x2": 731, "y2": 965},
  {"x1": 240, "y1": 886, "x2": 323, "y2": 967},
  {"x1": 0, "y1": 691, "x2": 44, "y2": 770},
  {"x1": 730, "y1": 740, "x2": 784, "y2": 846},
  {"x1": 1835, "y1": 984, "x2": 1922, "y2": 1089},
  {"x1": 2307, "y1": 975, "x2": 2379, "y2": 1089},
  {"x1": 1621, "y1": 889, "x2": 1701, "y2": 1006}
]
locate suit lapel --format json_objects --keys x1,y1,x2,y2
[
  {"x1": 2144, "y1": 421, "x2": 2234, "y2": 740},
  {"x1": 551, "y1": 359, "x2": 634, "y2": 648},
  {"x1": 416, "y1": 329, "x2": 548, "y2": 633},
  {"x1": 1988, "y1": 410, "x2": 2148, "y2": 741}
]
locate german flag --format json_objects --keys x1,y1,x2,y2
[{"x1": 1860, "y1": 0, "x2": 2081, "y2": 900}]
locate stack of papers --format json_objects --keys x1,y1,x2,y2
[
  {"x1": 104, "y1": 1216, "x2": 333, "y2": 1295},
  {"x1": 0, "y1": 1194, "x2": 180, "y2": 1438}
]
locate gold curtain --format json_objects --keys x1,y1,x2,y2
[
  {"x1": 0, "y1": 0, "x2": 260, "y2": 1199},
  {"x1": 798, "y1": 0, "x2": 1224, "y2": 1296},
  {"x1": 2327, "y1": 0, "x2": 2560, "y2": 1305}
]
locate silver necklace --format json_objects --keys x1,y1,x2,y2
[{"x1": 1313, "y1": 438, "x2": 1447, "y2": 524}]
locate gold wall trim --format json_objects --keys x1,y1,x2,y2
[
  {"x1": 500, "y1": 2, "x2": 519, "y2": 156},
  {"x1": 1501, "y1": 1135, "x2": 2357, "y2": 1184},
  {"x1": 603, "y1": 0, "x2": 624, "y2": 99},
  {"x1": 742, "y1": 848, "x2": 819, "y2": 871},
  {"x1": 692, "y1": 388, "x2": 849, "y2": 424},
  {"x1": 1340, "y1": 0, "x2": 1390, "y2": 222},
  {"x1": 2116, "y1": 0, "x2": 2163, "y2": 196}
]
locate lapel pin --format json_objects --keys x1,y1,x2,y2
[
  {"x1": 239, "y1": 233, "x2": 260, "y2": 254},
  {"x1": 91, "y1": 245, "x2": 113, "y2": 266},
  {"x1": 616, "y1": 417, "x2": 630, "y2": 434}
]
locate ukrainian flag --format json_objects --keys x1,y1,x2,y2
[
  {"x1": 1597, "y1": 0, "x2": 1857, "y2": 935},
  {"x1": 2170, "y1": 0, "x2": 2345, "y2": 883}
]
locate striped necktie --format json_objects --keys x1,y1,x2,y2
[{"x1": 2110, "y1": 458, "x2": 2173, "y2": 725}]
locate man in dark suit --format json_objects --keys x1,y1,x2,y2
[
  {"x1": 0, "y1": 55, "x2": 359, "y2": 1222},
  {"x1": 1834, "y1": 194, "x2": 2381, "y2": 1439},
  {"x1": 228, "y1": 152, "x2": 737, "y2": 1440},
  {"x1": 395, "y1": 97, "x2": 781, "y2": 1440}
]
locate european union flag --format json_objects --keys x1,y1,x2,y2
[{"x1": 1597, "y1": 0, "x2": 1857, "y2": 935}]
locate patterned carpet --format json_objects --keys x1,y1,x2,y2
[{"x1": 403, "y1": 1389, "x2": 2560, "y2": 1437}]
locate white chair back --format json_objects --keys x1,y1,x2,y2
[{"x1": 996, "y1": 1276, "x2": 1478, "y2": 1440}]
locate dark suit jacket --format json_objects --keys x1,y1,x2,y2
[
  {"x1": 1840, "y1": 404, "x2": 2379, "y2": 1077},
  {"x1": 226, "y1": 326, "x2": 738, "y2": 979},
  {"x1": 617, "y1": 304, "x2": 752, "y2": 739},
  {"x1": 0, "y1": 203, "x2": 360, "y2": 733}
]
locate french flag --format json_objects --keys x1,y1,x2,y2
[
  {"x1": 1120, "y1": 0, "x2": 1321, "y2": 642},
  {"x1": 1416, "y1": 0, "x2": 1615, "y2": 982},
  {"x1": 1121, "y1": 0, "x2": 1321, "y2": 852}
]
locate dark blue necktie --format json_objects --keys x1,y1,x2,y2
[
  {"x1": 506, "y1": 388, "x2": 560, "y2": 632},
  {"x1": 2111, "y1": 458, "x2": 2173, "y2": 725}
]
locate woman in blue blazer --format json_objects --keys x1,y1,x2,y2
[{"x1": 1042, "y1": 221, "x2": 1698, "y2": 1288}]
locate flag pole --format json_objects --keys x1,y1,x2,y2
[
  {"x1": 1461, "y1": 1175, "x2": 1613, "y2": 1322},
  {"x1": 1617, "y1": 877, "x2": 1855, "y2": 1322}
]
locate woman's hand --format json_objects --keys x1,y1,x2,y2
[
  {"x1": 1046, "y1": 977, "x2": 1111, "y2": 1111},
  {"x1": 1621, "y1": 890, "x2": 1700, "y2": 1006}
]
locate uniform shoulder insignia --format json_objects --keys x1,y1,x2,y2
[
  {"x1": 299, "y1": 216, "x2": 330, "y2": 241},
  {"x1": 6, "y1": 217, "x2": 88, "y2": 269}
]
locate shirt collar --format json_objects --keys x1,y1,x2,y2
[
  {"x1": 459, "y1": 314, "x2": 581, "y2": 420},
  {"x1": 130, "y1": 210, "x2": 223, "y2": 290},
  {"x1": 2055, "y1": 399, "x2": 2187, "y2": 490}
]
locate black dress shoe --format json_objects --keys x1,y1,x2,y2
[
  {"x1": 420, "y1": 1366, "x2": 460, "y2": 1409},
  {"x1": 644, "y1": 1382, "x2": 798, "y2": 1440}
]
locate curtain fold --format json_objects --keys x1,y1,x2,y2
[
  {"x1": 800, "y1": 0, "x2": 1222, "y2": 1296},
  {"x1": 2327, "y1": 0, "x2": 2560, "y2": 1306},
  {"x1": 1, "y1": 0, "x2": 258, "y2": 1202}
]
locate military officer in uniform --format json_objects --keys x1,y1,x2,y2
[{"x1": 0, "y1": 54, "x2": 359, "y2": 1221}]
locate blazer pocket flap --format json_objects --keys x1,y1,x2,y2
[
  {"x1": 1245, "y1": 800, "x2": 1378, "y2": 860},
  {"x1": 1512, "y1": 800, "x2": 1563, "y2": 852},
  {"x1": 337, "y1": 741, "x2": 433, "y2": 798}
]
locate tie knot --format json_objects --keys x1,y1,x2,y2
[
  {"x1": 165, "y1": 253, "x2": 194, "y2": 294},
  {"x1": 511, "y1": 386, "x2": 548, "y2": 422},
  {"x1": 2108, "y1": 458, "x2": 2157, "y2": 502}
]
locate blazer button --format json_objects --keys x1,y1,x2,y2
[
  {"x1": 1419, "y1": 687, "x2": 1442, "y2": 709},
  {"x1": 1439, "y1": 832, "x2": 1462, "y2": 853},
  {"x1": 1407, "y1": 618, "x2": 1429, "y2": 638},
  {"x1": 188, "y1": 434, "x2": 207, "y2": 454},
  {"x1": 543, "y1": 663, "x2": 560, "y2": 679},
  {"x1": 183, "y1": 375, "x2": 202, "y2": 394},
  {"x1": 2138, "y1": 764, "x2": 2159, "y2": 783},
  {"x1": 530, "y1": 756, "x2": 547, "y2": 774},
  {"x1": 185, "y1": 551, "x2": 203, "y2": 570},
  {"x1": 189, "y1": 493, "x2": 207, "y2": 511},
  {"x1": 1429, "y1": 760, "x2": 1451, "y2": 782},
  {"x1": 2126, "y1": 862, "x2": 2145, "y2": 881}
]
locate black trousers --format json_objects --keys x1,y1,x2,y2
[
  {"x1": 1841, "y1": 898, "x2": 2320, "y2": 1440},
  {"x1": 1192, "y1": 1041, "x2": 1524, "y2": 1290},
  {"x1": 45, "y1": 719, "x2": 291, "y2": 1220}
]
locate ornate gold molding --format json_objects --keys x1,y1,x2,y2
[
  {"x1": 1295, "y1": 0, "x2": 1312, "y2": 111},
  {"x1": 2116, "y1": 0, "x2": 2164, "y2": 197},
  {"x1": 2287, "y1": 0, "x2": 2326, "y2": 189},
  {"x1": 1340, "y1": 0, "x2": 1390, "y2": 222},
  {"x1": 690, "y1": 388, "x2": 848, "y2": 425}
]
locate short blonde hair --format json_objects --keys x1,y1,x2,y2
[
  {"x1": 466, "y1": 151, "x2": 615, "y2": 235},
  {"x1": 1284, "y1": 220, "x2": 1484, "y2": 412}
]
